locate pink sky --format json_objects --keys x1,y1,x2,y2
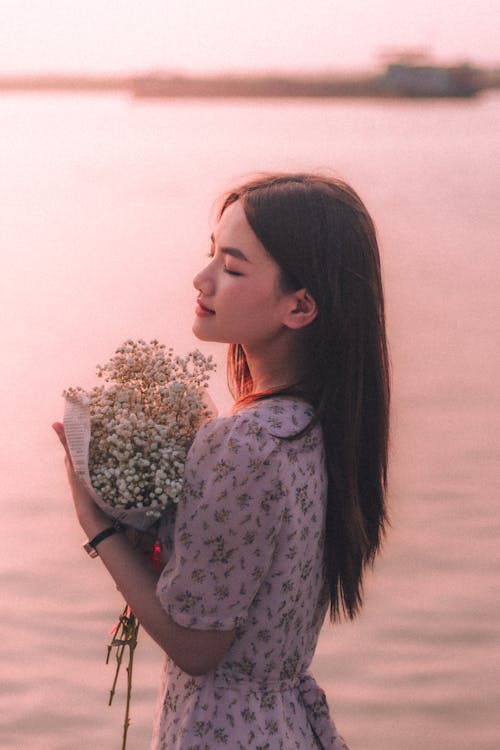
[{"x1": 1, "y1": 0, "x2": 499, "y2": 74}]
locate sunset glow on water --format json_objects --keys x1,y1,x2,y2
[{"x1": 1, "y1": 92, "x2": 499, "y2": 749}]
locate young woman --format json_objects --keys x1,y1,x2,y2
[{"x1": 54, "y1": 172, "x2": 390, "y2": 749}]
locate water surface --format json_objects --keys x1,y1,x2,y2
[{"x1": 1, "y1": 91, "x2": 499, "y2": 749}]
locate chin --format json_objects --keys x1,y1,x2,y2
[
  {"x1": 192, "y1": 321, "x2": 234, "y2": 346},
  {"x1": 192, "y1": 324, "x2": 206, "y2": 341},
  {"x1": 192, "y1": 321, "x2": 217, "y2": 343}
]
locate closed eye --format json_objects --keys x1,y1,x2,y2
[{"x1": 207, "y1": 249, "x2": 242, "y2": 276}]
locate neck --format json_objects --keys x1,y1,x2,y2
[{"x1": 242, "y1": 336, "x2": 305, "y2": 395}]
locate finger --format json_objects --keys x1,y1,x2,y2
[
  {"x1": 52, "y1": 422, "x2": 75, "y2": 472},
  {"x1": 52, "y1": 422, "x2": 69, "y2": 450}
]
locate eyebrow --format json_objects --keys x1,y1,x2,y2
[{"x1": 210, "y1": 233, "x2": 250, "y2": 262}]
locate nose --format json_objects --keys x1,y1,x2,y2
[{"x1": 193, "y1": 261, "x2": 214, "y2": 297}]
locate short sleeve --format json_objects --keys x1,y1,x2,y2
[{"x1": 156, "y1": 411, "x2": 285, "y2": 631}]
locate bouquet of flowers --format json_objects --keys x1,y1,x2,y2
[
  {"x1": 62, "y1": 339, "x2": 215, "y2": 749},
  {"x1": 63, "y1": 338, "x2": 215, "y2": 530}
]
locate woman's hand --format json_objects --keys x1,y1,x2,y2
[
  {"x1": 53, "y1": 422, "x2": 160, "y2": 561},
  {"x1": 52, "y1": 421, "x2": 110, "y2": 538}
]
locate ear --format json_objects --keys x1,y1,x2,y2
[{"x1": 283, "y1": 289, "x2": 318, "y2": 330}]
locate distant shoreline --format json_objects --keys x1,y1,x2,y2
[{"x1": 0, "y1": 65, "x2": 498, "y2": 99}]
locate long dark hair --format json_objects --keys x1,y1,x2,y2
[{"x1": 219, "y1": 173, "x2": 390, "y2": 621}]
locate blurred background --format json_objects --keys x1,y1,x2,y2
[{"x1": 1, "y1": 2, "x2": 499, "y2": 749}]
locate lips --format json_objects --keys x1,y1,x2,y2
[{"x1": 196, "y1": 299, "x2": 215, "y2": 316}]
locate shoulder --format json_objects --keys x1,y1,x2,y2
[{"x1": 187, "y1": 397, "x2": 316, "y2": 467}]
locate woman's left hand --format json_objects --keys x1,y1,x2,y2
[{"x1": 52, "y1": 421, "x2": 110, "y2": 537}]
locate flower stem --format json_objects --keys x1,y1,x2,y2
[{"x1": 106, "y1": 605, "x2": 140, "y2": 750}]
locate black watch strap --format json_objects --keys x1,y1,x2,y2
[{"x1": 83, "y1": 522, "x2": 124, "y2": 558}]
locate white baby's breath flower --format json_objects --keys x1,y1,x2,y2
[{"x1": 63, "y1": 339, "x2": 215, "y2": 524}]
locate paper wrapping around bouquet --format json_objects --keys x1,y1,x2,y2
[{"x1": 63, "y1": 395, "x2": 161, "y2": 532}]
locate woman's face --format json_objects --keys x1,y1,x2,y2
[{"x1": 192, "y1": 200, "x2": 295, "y2": 354}]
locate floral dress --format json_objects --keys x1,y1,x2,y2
[{"x1": 152, "y1": 397, "x2": 349, "y2": 750}]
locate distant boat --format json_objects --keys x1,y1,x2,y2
[{"x1": 379, "y1": 62, "x2": 482, "y2": 98}]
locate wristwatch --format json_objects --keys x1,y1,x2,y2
[{"x1": 83, "y1": 521, "x2": 124, "y2": 558}]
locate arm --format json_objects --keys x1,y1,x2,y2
[{"x1": 52, "y1": 423, "x2": 234, "y2": 676}]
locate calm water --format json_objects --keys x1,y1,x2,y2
[{"x1": 1, "y1": 91, "x2": 499, "y2": 750}]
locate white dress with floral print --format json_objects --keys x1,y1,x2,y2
[{"x1": 152, "y1": 397, "x2": 349, "y2": 750}]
